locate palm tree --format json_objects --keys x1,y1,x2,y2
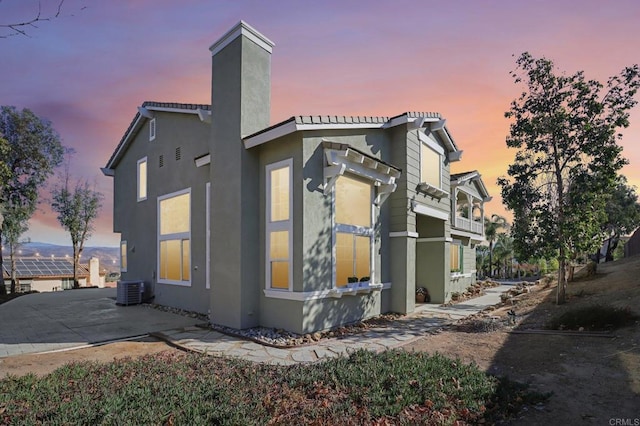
[
  {"x1": 476, "y1": 245, "x2": 490, "y2": 278},
  {"x1": 484, "y1": 214, "x2": 509, "y2": 277},
  {"x1": 493, "y1": 233, "x2": 515, "y2": 278}
]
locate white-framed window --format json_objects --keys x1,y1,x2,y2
[
  {"x1": 137, "y1": 157, "x2": 147, "y2": 201},
  {"x1": 120, "y1": 240, "x2": 127, "y2": 272},
  {"x1": 450, "y1": 240, "x2": 463, "y2": 273},
  {"x1": 420, "y1": 144, "x2": 441, "y2": 187},
  {"x1": 333, "y1": 174, "x2": 373, "y2": 287},
  {"x1": 420, "y1": 137, "x2": 444, "y2": 188},
  {"x1": 157, "y1": 188, "x2": 191, "y2": 286},
  {"x1": 266, "y1": 159, "x2": 293, "y2": 291},
  {"x1": 149, "y1": 118, "x2": 156, "y2": 141}
]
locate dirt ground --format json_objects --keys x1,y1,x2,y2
[
  {"x1": 1, "y1": 256, "x2": 639, "y2": 424},
  {"x1": 0, "y1": 337, "x2": 182, "y2": 378},
  {"x1": 404, "y1": 256, "x2": 640, "y2": 424}
]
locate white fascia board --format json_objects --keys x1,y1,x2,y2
[
  {"x1": 411, "y1": 200, "x2": 449, "y2": 221},
  {"x1": 451, "y1": 228, "x2": 485, "y2": 241},
  {"x1": 452, "y1": 171, "x2": 480, "y2": 185},
  {"x1": 298, "y1": 123, "x2": 385, "y2": 131},
  {"x1": 197, "y1": 109, "x2": 212, "y2": 123},
  {"x1": 417, "y1": 237, "x2": 453, "y2": 243},
  {"x1": 418, "y1": 131, "x2": 445, "y2": 155},
  {"x1": 101, "y1": 167, "x2": 114, "y2": 177},
  {"x1": 137, "y1": 106, "x2": 155, "y2": 119},
  {"x1": 210, "y1": 21, "x2": 275, "y2": 56},
  {"x1": 435, "y1": 126, "x2": 459, "y2": 153},
  {"x1": 244, "y1": 121, "x2": 386, "y2": 149},
  {"x1": 448, "y1": 150, "x2": 463, "y2": 162},
  {"x1": 384, "y1": 115, "x2": 440, "y2": 129},
  {"x1": 243, "y1": 120, "x2": 297, "y2": 148},
  {"x1": 146, "y1": 106, "x2": 202, "y2": 115},
  {"x1": 106, "y1": 114, "x2": 144, "y2": 170},
  {"x1": 389, "y1": 231, "x2": 419, "y2": 238}
]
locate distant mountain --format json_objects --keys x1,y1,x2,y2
[{"x1": 7, "y1": 242, "x2": 120, "y2": 273}]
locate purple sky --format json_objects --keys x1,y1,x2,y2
[{"x1": 2, "y1": 0, "x2": 640, "y2": 247}]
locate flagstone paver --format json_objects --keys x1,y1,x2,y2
[{"x1": 149, "y1": 284, "x2": 514, "y2": 365}]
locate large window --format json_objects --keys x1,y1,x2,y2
[
  {"x1": 158, "y1": 189, "x2": 190, "y2": 285},
  {"x1": 120, "y1": 240, "x2": 128, "y2": 272},
  {"x1": 266, "y1": 160, "x2": 292, "y2": 290},
  {"x1": 450, "y1": 241, "x2": 462, "y2": 273},
  {"x1": 137, "y1": 157, "x2": 147, "y2": 201},
  {"x1": 420, "y1": 143, "x2": 441, "y2": 188},
  {"x1": 334, "y1": 175, "x2": 373, "y2": 287}
]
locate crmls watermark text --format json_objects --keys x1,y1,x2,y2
[{"x1": 610, "y1": 419, "x2": 640, "y2": 426}]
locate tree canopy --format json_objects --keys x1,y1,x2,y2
[
  {"x1": 498, "y1": 52, "x2": 640, "y2": 303},
  {"x1": 602, "y1": 176, "x2": 640, "y2": 238},
  {"x1": 0, "y1": 106, "x2": 65, "y2": 293}
]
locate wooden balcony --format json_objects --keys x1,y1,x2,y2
[{"x1": 453, "y1": 216, "x2": 483, "y2": 235}]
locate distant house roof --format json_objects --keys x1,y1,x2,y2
[
  {"x1": 242, "y1": 111, "x2": 459, "y2": 153},
  {"x1": 2, "y1": 258, "x2": 89, "y2": 280},
  {"x1": 451, "y1": 170, "x2": 492, "y2": 201},
  {"x1": 102, "y1": 101, "x2": 211, "y2": 173}
]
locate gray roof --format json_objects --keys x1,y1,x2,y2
[
  {"x1": 451, "y1": 170, "x2": 479, "y2": 181},
  {"x1": 242, "y1": 111, "x2": 444, "y2": 143},
  {"x1": 103, "y1": 101, "x2": 210, "y2": 171}
]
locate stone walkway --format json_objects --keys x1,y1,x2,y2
[{"x1": 154, "y1": 284, "x2": 513, "y2": 365}]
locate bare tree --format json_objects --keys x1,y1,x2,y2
[
  {"x1": 0, "y1": 0, "x2": 86, "y2": 38},
  {"x1": 51, "y1": 165, "x2": 102, "y2": 288}
]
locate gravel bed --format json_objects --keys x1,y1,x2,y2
[{"x1": 143, "y1": 303, "x2": 402, "y2": 347}]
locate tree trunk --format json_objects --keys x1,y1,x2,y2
[
  {"x1": 488, "y1": 241, "x2": 494, "y2": 278},
  {"x1": 73, "y1": 245, "x2": 79, "y2": 288},
  {"x1": 0, "y1": 229, "x2": 5, "y2": 296},
  {"x1": 9, "y1": 253, "x2": 16, "y2": 294},
  {"x1": 557, "y1": 257, "x2": 567, "y2": 304}
]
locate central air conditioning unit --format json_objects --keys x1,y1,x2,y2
[{"x1": 116, "y1": 280, "x2": 143, "y2": 305}]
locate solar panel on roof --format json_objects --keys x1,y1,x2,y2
[{"x1": 12, "y1": 258, "x2": 78, "y2": 277}]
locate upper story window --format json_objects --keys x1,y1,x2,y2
[
  {"x1": 137, "y1": 157, "x2": 147, "y2": 201},
  {"x1": 266, "y1": 159, "x2": 293, "y2": 290},
  {"x1": 158, "y1": 189, "x2": 191, "y2": 285},
  {"x1": 149, "y1": 118, "x2": 156, "y2": 141},
  {"x1": 334, "y1": 174, "x2": 373, "y2": 287},
  {"x1": 420, "y1": 142, "x2": 442, "y2": 188}
]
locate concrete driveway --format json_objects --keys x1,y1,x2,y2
[{"x1": 0, "y1": 288, "x2": 202, "y2": 358}]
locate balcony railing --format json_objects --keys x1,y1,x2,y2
[{"x1": 453, "y1": 216, "x2": 483, "y2": 235}]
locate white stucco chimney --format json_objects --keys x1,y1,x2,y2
[{"x1": 89, "y1": 257, "x2": 101, "y2": 287}]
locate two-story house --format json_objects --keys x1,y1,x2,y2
[{"x1": 102, "y1": 21, "x2": 491, "y2": 334}]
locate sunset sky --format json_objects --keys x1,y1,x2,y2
[{"x1": 1, "y1": 0, "x2": 639, "y2": 247}]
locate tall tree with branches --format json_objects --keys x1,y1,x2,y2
[
  {"x1": 498, "y1": 52, "x2": 640, "y2": 304},
  {"x1": 0, "y1": 106, "x2": 64, "y2": 294},
  {"x1": 484, "y1": 214, "x2": 509, "y2": 278},
  {"x1": 51, "y1": 167, "x2": 102, "y2": 288}
]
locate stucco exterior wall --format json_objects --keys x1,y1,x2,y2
[
  {"x1": 114, "y1": 111, "x2": 210, "y2": 314},
  {"x1": 28, "y1": 278, "x2": 87, "y2": 293},
  {"x1": 209, "y1": 35, "x2": 271, "y2": 329},
  {"x1": 256, "y1": 128, "x2": 395, "y2": 333}
]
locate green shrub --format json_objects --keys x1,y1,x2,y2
[{"x1": 0, "y1": 349, "x2": 546, "y2": 425}]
